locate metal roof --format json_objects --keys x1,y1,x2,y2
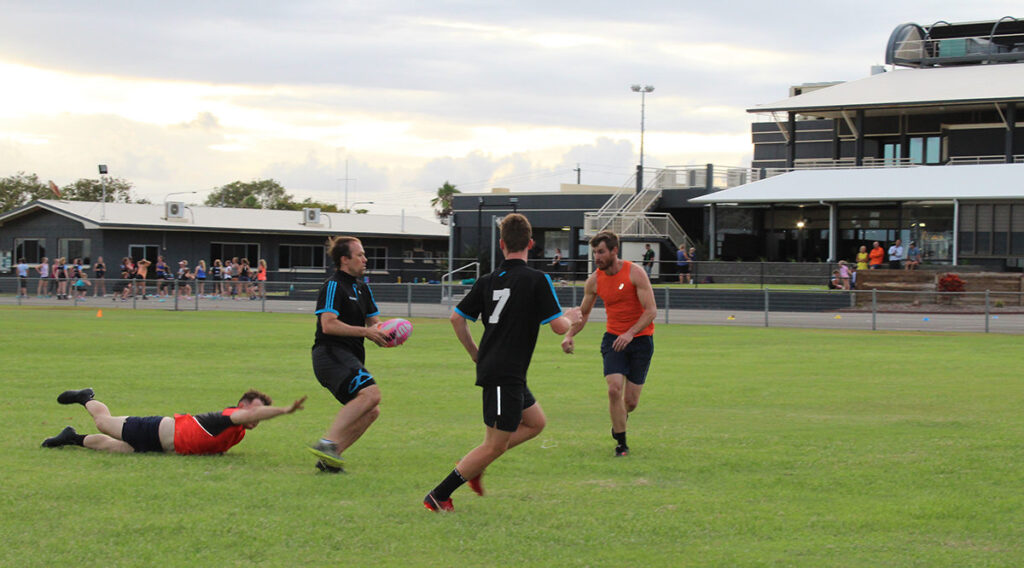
[
  {"x1": 748, "y1": 63, "x2": 1024, "y2": 117},
  {"x1": 0, "y1": 200, "x2": 449, "y2": 238},
  {"x1": 689, "y1": 163, "x2": 1024, "y2": 204}
]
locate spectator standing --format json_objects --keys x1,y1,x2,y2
[
  {"x1": 16, "y1": 257, "x2": 29, "y2": 298},
  {"x1": 211, "y1": 259, "x2": 224, "y2": 298},
  {"x1": 175, "y1": 260, "x2": 193, "y2": 299},
  {"x1": 855, "y1": 245, "x2": 869, "y2": 271},
  {"x1": 239, "y1": 258, "x2": 253, "y2": 299},
  {"x1": 888, "y1": 239, "x2": 904, "y2": 270},
  {"x1": 55, "y1": 257, "x2": 68, "y2": 300},
  {"x1": 868, "y1": 242, "x2": 885, "y2": 269},
  {"x1": 195, "y1": 260, "x2": 207, "y2": 297},
  {"x1": 35, "y1": 257, "x2": 49, "y2": 297},
  {"x1": 255, "y1": 259, "x2": 268, "y2": 300},
  {"x1": 155, "y1": 256, "x2": 170, "y2": 298},
  {"x1": 93, "y1": 256, "x2": 106, "y2": 297},
  {"x1": 642, "y1": 244, "x2": 655, "y2": 277},
  {"x1": 905, "y1": 241, "x2": 922, "y2": 270},
  {"x1": 135, "y1": 258, "x2": 151, "y2": 299},
  {"x1": 677, "y1": 245, "x2": 690, "y2": 284}
]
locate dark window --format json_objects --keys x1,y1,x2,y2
[
  {"x1": 14, "y1": 238, "x2": 46, "y2": 263},
  {"x1": 211, "y1": 242, "x2": 260, "y2": 265},
  {"x1": 364, "y1": 246, "x2": 387, "y2": 271},
  {"x1": 279, "y1": 244, "x2": 326, "y2": 269}
]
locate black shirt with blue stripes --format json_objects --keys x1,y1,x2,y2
[
  {"x1": 314, "y1": 269, "x2": 380, "y2": 363},
  {"x1": 455, "y1": 259, "x2": 563, "y2": 387}
]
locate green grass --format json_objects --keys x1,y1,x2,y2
[{"x1": 2, "y1": 307, "x2": 1023, "y2": 567}]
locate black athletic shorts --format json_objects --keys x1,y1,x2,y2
[
  {"x1": 601, "y1": 333, "x2": 654, "y2": 385},
  {"x1": 481, "y1": 382, "x2": 536, "y2": 432},
  {"x1": 312, "y1": 344, "x2": 376, "y2": 405},
  {"x1": 121, "y1": 416, "x2": 166, "y2": 453}
]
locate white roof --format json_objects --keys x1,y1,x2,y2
[
  {"x1": 0, "y1": 200, "x2": 448, "y2": 238},
  {"x1": 690, "y1": 163, "x2": 1024, "y2": 204},
  {"x1": 749, "y1": 64, "x2": 1024, "y2": 116}
]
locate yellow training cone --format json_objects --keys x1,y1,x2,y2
[
  {"x1": 727, "y1": 315, "x2": 735, "y2": 320},
  {"x1": 96, "y1": 309, "x2": 103, "y2": 318},
  {"x1": 833, "y1": 314, "x2": 842, "y2": 319}
]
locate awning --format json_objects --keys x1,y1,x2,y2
[
  {"x1": 689, "y1": 163, "x2": 1024, "y2": 205},
  {"x1": 748, "y1": 64, "x2": 1024, "y2": 118}
]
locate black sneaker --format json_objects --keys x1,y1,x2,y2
[
  {"x1": 41, "y1": 426, "x2": 80, "y2": 448},
  {"x1": 57, "y1": 388, "x2": 95, "y2": 405},
  {"x1": 614, "y1": 444, "x2": 629, "y2": 457},
  {"x1": 315, "y1": 460, "x2": 344, "y2": 474}
]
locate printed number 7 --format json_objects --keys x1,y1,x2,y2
[{"x1": 489, "y1": 288, "x2": 510, "y2": 323}]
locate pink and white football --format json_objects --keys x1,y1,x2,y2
[{"x1": 379, "y1": 318, "x2": 413, "y2": 348}]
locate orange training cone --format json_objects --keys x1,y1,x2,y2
[{"x1": 96, "y1": 309, "x2": 103, "y2": 318}]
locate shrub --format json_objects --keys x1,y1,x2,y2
[{"x1": 937, "y1": 273, "x2": 966, "y2": 293}]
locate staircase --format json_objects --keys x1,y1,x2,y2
[{"x1": 583, "y1": 175, "x2": 693, "y2": 251}]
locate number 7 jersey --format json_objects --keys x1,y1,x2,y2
[{"x1": 454, "y1": 259, "x2": 563, "y2": 386}]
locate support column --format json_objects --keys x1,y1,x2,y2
[
  {"x1": 786, "y1": 112, "x2": 796, "y2": 168},
  {"x1": 708, "y1": 204, "x2": 717, "y2": 261},
  {"x1": 952, "y1": 199, "x2": 960, "y2": 267},
  {"x1": 828, "y1": 203, "x2": 838, "y2": 263},
  {"x1": 855, "y1": 109, "x2": 865, "y2": 166},
  {"x1": 1006, "y1": 103, "x2": 1017, "y2": 163},
  {"x1": 899, "y1": 114, "x2": 910, "y2": 163}
]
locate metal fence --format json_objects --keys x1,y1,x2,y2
[{"x1": 3, "y1": 277, "x2": 1023, "y2": 335}]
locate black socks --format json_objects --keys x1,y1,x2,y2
[{"x1": 432, "y1": 468, "x2": 467, "y2": 501}]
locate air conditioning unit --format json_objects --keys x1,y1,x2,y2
[
  {"x1": 303, "y1": 207, "x2": 321, "y2": 225},
  {"x1": 166, "y1": 201, "x2": 184, "y2": 219}
]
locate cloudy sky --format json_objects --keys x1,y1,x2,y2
[{"x1": 0, "y1": 1, "x2": 1019, "y2": 218}]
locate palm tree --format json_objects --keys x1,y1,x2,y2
[{"x1": 430, "y1": 181, "x2": 460, "y2": 224}]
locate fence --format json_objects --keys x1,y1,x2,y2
[{"x1": 3, "y1": 277, "x2": 1024, "y2": 334}]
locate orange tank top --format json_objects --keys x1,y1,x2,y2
[{"x1": 595, "y1": 260, "x2": 654, "y2": 337}]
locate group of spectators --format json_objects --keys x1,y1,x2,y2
[
  {"x1": 113, "y1": 256, "x2": 269, "y2": 301},
  {"x1": 831, "y1": 239, "x2": 923, "y2": 290},
  {"x1": 14, "y1": 255, "x2": 269, "y2": 302},
  {"x1": 16, "y1": 256, "x2": 101, "y2": 300}
]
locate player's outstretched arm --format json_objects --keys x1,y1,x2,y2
[
  {"x1": 321, "y1": 312, "x2": 389, "y2": 346},
  {"x1": 230, "y1": 395, "x2": 307, "y2": 426},
  {"x1": 562, "y1": 273, "x2": 597, "y2": 353},
  {"x1": 450, "y1": 310, "x2": 479, "y2": 363}
]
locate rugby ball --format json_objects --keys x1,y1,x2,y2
[{"x1": 379, "y1": 318, "x2": 412, "y2": 348}]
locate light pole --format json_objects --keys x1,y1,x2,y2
[
  {"x1": 796, "y1": 220, "x2": 806, "y2": 261},
  {"x1": 98, "y1": 164, "x2": 108, "y2": 220},
  {"x1": 164, "y1": 191, "x2": 197, "y2": 203},
  {"x1": 631, "y1": 84, "x2": 654, "y2": 193}
]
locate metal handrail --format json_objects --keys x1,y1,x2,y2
[{"x1": 440, "y1": 261, "x2": 479, "y2": 301}]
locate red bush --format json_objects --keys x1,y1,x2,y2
[{"x1": 937, "y1": 273, "x2": 966, "y2": 292}]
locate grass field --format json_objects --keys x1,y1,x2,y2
[{"x1": 2, "y1": 307, "x2": 1023, "y2": 567}]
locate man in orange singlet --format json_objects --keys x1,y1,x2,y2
[{"x1": 562, "y1": 231, "x2": 657, "y2": 457}]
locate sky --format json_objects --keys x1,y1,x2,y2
[{"x1": 0, "y1": 1, "x2": 1019, "y2": 219}]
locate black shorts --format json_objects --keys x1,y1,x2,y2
[
  {"x1": 678, "y1": 265, "x2": 690, "y2": 274},
  {"x1": 601, "y1": 333, "x2": 654, "y2": 385},
  {"x1": 481, "y1": 382, "x2": 536, "y2": 432},
  {"x1": 18, "y1": 277, "x2": 27, "y2": 287},
  {"x1": 121, "y1": 416, "x2": 166, "y2": 453},
  {"x1": 312, "y1": 344, "x2": 376, "y2": 405}
]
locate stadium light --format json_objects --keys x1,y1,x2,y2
[{"x1": 631, "y1": 84, "x2": 654, "y2": 193}]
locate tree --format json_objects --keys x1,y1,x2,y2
[
  {"x1": 0, "y1": 172, "x2": 49, "y2": 213},
  {"x1": 431, "y1": 181, "x2": 460, "y2": 224},
  {"x1": 204, "y1": 179, "x2": 294, "y2": 209},
  {"x1": 61, "y1": 177, "x2": 135, "y2": 203}
]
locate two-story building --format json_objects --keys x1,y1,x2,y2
[{"x1": 693, "y1": 17, "x2": 1024, "y2": 270}]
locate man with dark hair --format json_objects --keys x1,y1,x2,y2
[
  {"x1": 642, "y1": 244, "x2": 655, "y2": 276},
  {"x1": 423, "y1": 213, "x2": 582, "y2": 512},
  {"x1": 307, "y1": 235, "x2": 390, "y2": 473},
  {"x1": 562, "y1": 229, "x2": 657, "y2": 457},
  {"x1": 40, "y1": 388, "x2": 305, "y2": 455}
]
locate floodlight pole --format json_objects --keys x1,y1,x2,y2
[
  {"x1": 631, "y1": 84, "x2": 654, "y2": 193},
  {"x1": 98, "y1": 164, "x2": 108, "y2": 220}
]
